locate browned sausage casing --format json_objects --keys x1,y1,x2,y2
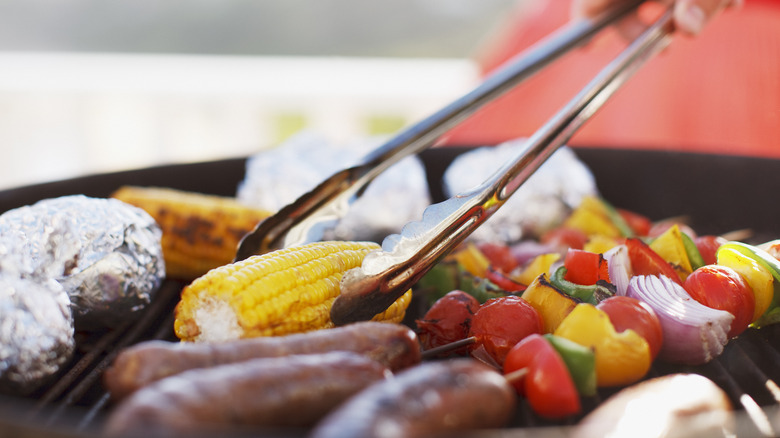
[
  {"x1": 103, "y1": 321, "x2": 420, "y2": 400},
  {"x1": 104, "y1": 351, "x2": 391, "y2": 437},
  {"x1": 310, "y1": 358, "x2": 517, "y2": 438}
]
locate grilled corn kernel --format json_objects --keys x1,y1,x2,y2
[
  {"x1": 174, "y1": 241, "x2": 411, "y2": 342},
  {"x1": 111, "y1": 186, "x2": 273, "y2": 280}
]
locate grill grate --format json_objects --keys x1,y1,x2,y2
[
  {"x1": 22, "y1": 281, "x2": 184, "y2": 436},
  {"x1": 7, "y1": 281, "x2": 780, "y2": 437},
  {"x1": 2, "y1": 148, "x2": 780, "y2": 437}
]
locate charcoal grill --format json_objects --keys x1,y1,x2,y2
[{"x1": 1, "y1": 147, "x2": 779, "y2": 437}]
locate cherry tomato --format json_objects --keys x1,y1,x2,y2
[
  {"x1": 477, "y1": 242, "x2": 519, "y2": 273},
  {"x1": 617, "y1": 208, "x2": 652, "y2": 236},
  {"x1": 503, "y1": 334, "x2": 581, "y2": 418},
  {"x1": 695, "y1": 235, "x2": 728, "y2": 266},
  {"x1": 563, "y1": 249, "x2": 610, "y2": 286},
  {"x1": 540, "y1": 227, "x2": 588, "y2": 251},
  {"x1": 684, "y1": 265, "x2": 755, "y2": 338},
  {"x1": 416, "y1": 290, "x2": 480, "y2": 355},
  {"x1": 468, "y1": 295, "x2": 543, "y2": 367},
  {"x1": 625, "y1": 238, "x2": 682, "y2": 285},
  {"x1": 597, "y1": 295, "x2": 664, "y2": 360}
]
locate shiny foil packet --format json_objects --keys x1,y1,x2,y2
[
  {"x1": 237, "y1": 132, "x2": 431, "y2": 242},
  {"x1": 0, "y1": 195, "x2": 165, "y2": 330},
  {"x1": 444, "y1": 141, "x2": 598, "y2": 243},
  {"x1": 0, "y1": 274, "x2": 74, "y2": 395}
]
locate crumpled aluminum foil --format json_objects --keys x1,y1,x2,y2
[
  {"x1": 443, "y1": 140, "x2": 598, "y2": 243},
  {"x1": 0, "y1": 274, "x2": 74, "y2": 395},
  {"x1": 237, "y1": 132, "x2": 431, "y2": 242},
  {"x1": 0, "y1": 195, "x2": 165, "y2": 330}
]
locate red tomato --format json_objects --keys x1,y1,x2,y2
[
  {"x1": 485, "y1": 267, "x2": 527, "y2": 293},
  {"x1": 468, "y1": 295, "x2": 543, "y2": 367},
  {"x1": 618, "y1": 208, "x2": 652, "y2": 236},
  {"x1": 695, "y1": 235, "x2": 728, "y2": 266},
  {"x1": 625, "y1": 238, "x2": 682, "y2": 285},
  {"x1": 597, "y1": 296, "x2": 664, "y2": 360},
  {"x1": 684, "y1": 265, "x2": 755, "y2": 338},
  {"x1": 503, "y1": 334, "x2": 581, "y2": 418},
  {"x1": 564, "y1": 249, "x2": 610, "y2": 285},
  {"x1": 540, "y1": 227, "x2": 588, "y2": 250},
  {"x1": 477, "y1": 242, "x2": 519, "y2": 273},
  {"x1": 416, "y1": 290, "x2": 480, "y2": 355}
]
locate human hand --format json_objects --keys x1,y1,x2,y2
[{"x1": 571, "y1": 0, "x2": 741, "y2": 38}]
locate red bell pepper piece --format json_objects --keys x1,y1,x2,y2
[
  {"x1": 625, "y1": 238, "x2": 682, "y2": 284},
  {"x1": 503, "y1": 333, "x2": 581, "y2": 419},
  {"x1": 563, "y1": 249, "x2": 610, "y2": 286}
]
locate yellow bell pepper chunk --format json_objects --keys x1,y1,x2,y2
[
  {"x1": 584, "y1": 234, "x2": 619, "y2": 254},
  {"x1": 554, "y1": 303, "x2": 651, "y2": 387},
  {"x1": 453, "y1": 242, "x2": 490, "y2": 278},
  {"x1": 563, "y1": 201, "x2": 621, "y2": 238},
  {"x1": 649, "y1": 224, "x2": 692, "y2": 282},
  {"x1": 514, "y1": 253, "x2": 561, "y2": 286},
  {"x1": 717, "y1": 246, "x2": 774, "y2": 322},
  {"x1": 521, "y1": 273, "x2": 579, "y2": 334}
]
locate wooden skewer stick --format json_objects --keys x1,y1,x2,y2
[
  {"x1": 420, "y1": 336, "x2": 529, "y2": 387},
  {"x1": 420, "y1": 336, "x2": 477, "y2": 360},
  {"x1": 503, "y1": 367, "x2": 528, "y2": 383}
]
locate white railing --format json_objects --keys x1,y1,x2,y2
[{"x1": 0, "y1": 52, "x2": 478, "y2": 190}]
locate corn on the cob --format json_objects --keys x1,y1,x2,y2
[
  {"x1": 174, "y1": 241, "x2": 412, "y2": 342},
  {"x1": 111, "y1": 186, "x2": 273, "y2": 280}
]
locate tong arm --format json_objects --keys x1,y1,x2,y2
[
  {"x1": 332, "y1": 9, "x2": 674, "y2": 325},
  {"x1": 234, "y1": 0, "x2": 645, "y2": 261}
]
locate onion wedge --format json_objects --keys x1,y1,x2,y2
[
  {"x1": 626, "y1": 275, "x2": 733, "y2": 365},
  {"x1": 604, "y1": 244, "x2": 632, "y2": 296}
]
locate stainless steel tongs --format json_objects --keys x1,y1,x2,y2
[
  {"x1": 235, "y1": 0, "x2": 653, "y2": 261},
  {"x1": 236, "y1": 3, "x2": 675, "y2": 324}
]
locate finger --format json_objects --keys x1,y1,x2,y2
[
  {"x1": 613, "y1": 1, "x2": 672, "y2": 41},
  {"x1": 571, "y1": 0, "x2": 670, "y2": 41},
  {"x1": 613, "y1": 13, "x2": 649, "y2": 40},
  {"x1": 570, "y1": 0, "x2": 628, "y2": 20},
  {"x1": 673, "y1": 0, "x2": 735, "y2": 36}
]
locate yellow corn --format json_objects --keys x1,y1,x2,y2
[
  {"x1": 173, "y1": 241, "x2": 412, "y2": 342},
  {"x1": 111, "y1": 186, "x2": 273, "y2": 280}
]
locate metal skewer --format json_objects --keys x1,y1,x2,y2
[
  {"x1": 234, "y1": 0, "x2": 645, "y2": 261},
  {"x1": 331, "y1": 9, "x2": 674, "y2": 325}
]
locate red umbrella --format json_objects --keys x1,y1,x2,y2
[{"x1": 441, "y1": 0, "x2": 780, "y2": 158}]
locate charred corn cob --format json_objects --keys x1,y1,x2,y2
[
  {"x1": 174, "y1": 241, "x2": 412, "y2": 342},
  {"x1": 111, "y1": 186, "x2": 273, "y2": 280}
]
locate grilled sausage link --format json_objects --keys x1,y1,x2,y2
[
  {"x1": 104, "y1": 351, "x2": 391, "y2": 437},
  {"x1": 310, "y1": 358, "x2": 517, "y2": 438},
  {"x1": 103, "y1": 321, "x2": 420, "y2": 400}
]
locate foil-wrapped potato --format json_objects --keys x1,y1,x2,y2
[
  {"x1": 237, "y1": 132, "x2": 431, "y2": 242},
  {"x1": 0, "y1": 274, "x2": 74, "y2": 395},
  {"x1": 444, "y1": 141, "x2": 598, "y2": 242},
  {"x1": 0, "y1": 195, "x2": 165, "y2": 330}
]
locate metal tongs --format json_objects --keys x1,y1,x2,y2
[{"x1": 237, "y1": 3, "x2": 674, "y2": 324}]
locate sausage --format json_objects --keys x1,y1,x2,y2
[
  {"x1": 103, "y1": 321, "x2": 420, "y2": 400},
  {"x1": 104, "y1": 351, "x2": 391, "y2": 437},
  {"x1": 309, "y1": 358, "x2": 516, "y2": 438}
]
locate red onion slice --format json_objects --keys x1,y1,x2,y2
[
  {"x1": 510, "y1": 240, "x2": 560, "y2": 266},
  {"x1": 627, "y1": 275, "x2": 733, "y2": 365},
  {"x1": 604, "y1": 244, "x2": 632, "y2": 296}
]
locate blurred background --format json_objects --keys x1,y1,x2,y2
[
  {"x1": 0, "y1": 0, "x2": 777, "y2": 191},
  {"x1": 0, "y1": 0, "x2": 516, "y2": 190}
]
